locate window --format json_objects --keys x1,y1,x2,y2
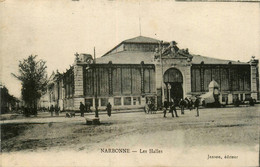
[
  {"x1": 124, "y1": 97, "x2": 131, "y2": 105},
  {"x1": 232, "y1": 94, "x2": 238, "y2": 103},
  {"x1": 133, "y1": 97, "x2": 141, "y2": 105},
  {"x1": 245, "y1": 94, "x2": 251, "y2": 100},
  {"x1": 85, "y1": 99, "x2": 93, "y2": 107},
  {"x1": 101, "y1": 98, "x2": 108, "y2": 106},
  {"x1": 240, "y1": 94, "x2": 243, "y2": 101},
  {"x1": 95, "y1": 98, "x2": 99, "y2": 107},
  {"x1": 222, "y1": 94, "x2": 227, "y2": 103},
  {"x1": 114, "y1": 97, "x2": 121, "y2": 106}
]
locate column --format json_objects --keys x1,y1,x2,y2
[
  {"x1": 250, "y1": 59, "x2": 258, "y2": 99},
  {"x1": 73, "y1": 64, "x2": 85, "y2": 110}
]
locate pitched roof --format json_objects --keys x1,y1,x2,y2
[
  {"x1": 191, "y1": 54, "x2": 248, "y2": 65},
  {"x1": 102, "y1": 36, "x2": 165, "y2": 57},
  {"x1": 99, "y1": 36, "x2": 249, "y2": 65},
  {"x1": 96, "y1": 51, "x2": 154, "y2": 64},
  {"x1": 123, "y1": 36, "x2": 161, "y2": 44}
]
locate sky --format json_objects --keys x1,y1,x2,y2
[{"x1": 0, "y1": 0, "x2": 259, "y2": 98}]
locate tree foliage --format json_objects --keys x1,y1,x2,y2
[
  {"x1": 12, "y1": 55, "x2": 47, "y2": 110},
  {"x1": 0, "y1": 84, "x2": 19, "y2": 114}
]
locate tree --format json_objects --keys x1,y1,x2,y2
[
  {"x1": 12, "y1": 55, "x2": 47, "y2": 115},
  {"x1": 0, "y1": 84, "x2": 19, "y2": 114}
]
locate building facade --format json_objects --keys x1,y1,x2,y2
[{"x1": 45, "y1": 36, "x2": 259, "y2": 111}]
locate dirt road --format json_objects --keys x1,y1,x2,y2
[{"x1": 1, "y1": 105, "x2": 259, "y2": 166}]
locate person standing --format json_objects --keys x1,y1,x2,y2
[
  {"x1": 106, "y1": 102, "x2": 112, "y2": 117},
  {"x1": 95, "y1": 102, "x2": 99, "y2": 118},
  {"x1": 170, "y1": 98, "x2": 178, "y2": 118},
  {"x1": 189, "y1": 98, "x2": 193, "y2": 111},
  {"x1": 173, "y1": 98, "x2": 179, "y2": 117},
  {"x1": 179, "y1": 98, "x2": 185, "y2": 115},
  {"x1": 163, "y1": 99, "x2": 168, "y2": 118},
  {"x1": 50, "y1": 105, "x2": 54, "y2": 117},
  {"x1": 79, "y1": 102, "x2": 85, "y2": 117},
  {"x1": 85, "y1": 102, "x2": 89, "y2": 113},
  {"x1": 194, "y1": 97, "x2": 200, "y2": 117}
]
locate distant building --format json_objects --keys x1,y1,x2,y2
[{"x1": 46, "y1": 36, "x2": 259, "y2": 111}]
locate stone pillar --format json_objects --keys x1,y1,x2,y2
[
  {"x1": 250, "y1": 59, "x2": 259, "y2": 100},
  {"x1": 140, "y1": 61, "x2": 145, "y2": 95},
  {"x1": 108, "y1": 97, "x2": 114, "y2": 106},
  {"x1": 219, "y1": 94, "x2": 223, "y2": 104},
  {"x1": 131, "y1": 97, "x2": 134, "y2": 105},
  {"x1": 155, "y1": 63, "x2": 163, "y2": 108},
  {"x1": 228, "y1": 94, "x2": 233, "y2": 104},
  {"x1": 185, "y1": 65, "x2": 192, "y2": 96},
  {"x1": 108, "y1": 61, "x2": 113, "y2": 95},
  {"x1": 73, "y1": 64, "x2": 85, "y2": 110},
  {"x1": 121, "y1": 97, "x2": 124, "y2": 106}
]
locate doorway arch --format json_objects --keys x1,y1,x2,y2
[{"x1": 163, "y1": 68, "x2": 183, "y2": 102}]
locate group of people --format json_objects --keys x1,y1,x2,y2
[
  {"x1": 79, "y1": 102, "x2": 93, "y2": 117},
  {"x1": 79, "y1": 102, "x2": 112, "y2": 117},
  {"x1": 144, "y1": 99, "x2": 156, "y2": 114},
  {"x1": 163, "y1": 96, "x2": 200, "y2": 118}
]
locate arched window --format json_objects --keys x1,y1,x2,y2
[{"x1": 163, "y1": 68, "x2": 183, "y2": 83}]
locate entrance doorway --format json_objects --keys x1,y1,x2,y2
[{"x1": 163, "y1": 68, "x2": 183, "y2": 103}]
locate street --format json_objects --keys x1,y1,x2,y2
[{"x1": 1, "y1": 105, "x2": 259, "y2": 167}]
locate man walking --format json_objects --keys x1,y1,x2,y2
[
  {"x1": 163, "y1": 99, "x2": 168, "y2": 118},
  {"x1": 79, "y1": 102, "x2": 85, "y2": 117},
  {"x1": 194, "y1": 97, "x2": 200, "y2": 117},
  {"x1": 170, "y1": 98, "x2": 179, "y2": 118}
]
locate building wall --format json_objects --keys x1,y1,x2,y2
[
  {"x1": 191, "y1": 64, "x2": 253, "y2": 104},
  {"x1": 80, "y1": 63, "x2": 156, "y2": 110},
  {"x1": 191, "y1": 64, "x2": 251, "y2": 93},
  {"x1": 63, "y1": 68, "x2": 75, "y2": 110},
  {"x1": 49, "y1": 57, "x2": 258, "y2": 111},
  {"x1": 155, "y1": 57, "x2": 192, "y2": 108}
]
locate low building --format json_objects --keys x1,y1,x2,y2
[{"x1": 46, "y1": 36, "x2": 259, "y2": 111}]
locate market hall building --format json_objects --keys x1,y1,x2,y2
[{"x1": 45, "y1": 36, "x2": 259, "y2": 111}]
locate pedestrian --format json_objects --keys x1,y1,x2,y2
[
  {"x1": 189, "y1": 98, "x2": 193, "y2": 111},
  {"x1": 194, "y1": 97, "x2": 200, "y2": 117},
  {"x1": 86, "y1": 102, "x2": 92, "y2": 113},
  {"x1": 50, "y1": 105, "x2": 54, "y2": 117},
  {"x1": 179, "y1": 98, "x2": 185, "y2": 115},
  {"x1": 85, "y1": 102, "x2": 89, "y2": 113},
  {"x1": 55, "y1": 105, "x2": 59, "y2": 116},
  {"x1": 170, "y1": 98, "x2": 179, "y2": 118},
  {"x1": 147, "y1": 100, "x2": 152, "y2": 114},
  {"x1": 163, "y1": 99, "x2": 168, "y2": 118},
  {"x1": 249, "y1": 97, "x2": 254, "y2": 106},
  {"x1": 95, "y1": 102, "x2": 99, "y2": 118},
  {"x1": 79, "y1": 102, "x2": 85, "y2": 117},
  {"x1": 106, "y1": 102, "x2": 112, "y2": 117}
]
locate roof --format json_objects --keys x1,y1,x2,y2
[
  {"x1": 96, "y1": 51, "x2": 154, "y2": 64},
  {"x1": 96, "y1": 51, "x2": 249, "y2": 65},
  {"x1": 191, "y1": 54, "x2": 248, "y2": 65},
  {"x1": 99, "y1": 36, "x2": 249, "y2": 65},
  {"x1": 123, "y1": 36, "x2": 161, "y2": 44},
  {"x1": 103, "y1": 36, "x2": 167, "y2": 57}
]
